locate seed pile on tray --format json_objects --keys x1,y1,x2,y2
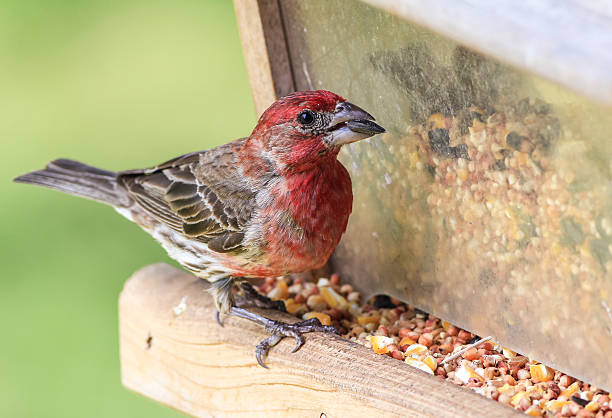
[{"x1": 257, "y1": 273, "x2": 611, "y2": 417}]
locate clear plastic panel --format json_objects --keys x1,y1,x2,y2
[{"x1": 281, "y1": 0, "x2": 612, "y2": 390}]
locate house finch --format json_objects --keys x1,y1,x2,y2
[{"x1": 14, "y1": 90, "x2": 385, "y2": 366}]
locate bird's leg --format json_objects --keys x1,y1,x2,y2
[
  {"x1": 213, "y1": 278, "x2": 287, "y2": 325},
  {"x1": 234, "y1": 280, "x2": 287, "y2": 312},
  {"x1": 229, "y1": 306, "x2": 339, "y2": 368}
]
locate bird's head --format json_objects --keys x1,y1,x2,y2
[{"x1": 247, "y1": 90, "x2": 385, "y2": 173}]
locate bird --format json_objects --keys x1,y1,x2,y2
[{"x1": 14, "y1": 90, "x2": 385, "y2": 366}]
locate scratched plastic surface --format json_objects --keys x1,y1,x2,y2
[{"x1": 280, "y1": 0, "x2": 612, "y2": 390}]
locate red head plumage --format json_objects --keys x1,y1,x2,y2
[
  {"x1": 251, "y1": 90, "x2": 345, "y2": 135},
  {"x1": 243, "y1": 90, "x2": 383, "y2": 175}
]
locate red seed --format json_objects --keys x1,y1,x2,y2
[
  {"x1": 387, "y1": 310, "x2": 399, "y2": 323},
  {"x1": 294, "y1": 294, "x2": 306, "y2": 304},
  {"x1": 517, "y1": 368, "x2": 531, "y2": 380},
  {"x1": 406, "y1": 331, "x2": 420, "y2": 341},
  {"x1": 503, "y1": 375, "x2": 516, "y2": 386},
  {"x1": 480, "y1": 341, "x2": 495, "y2": 351},
  {"x1": 498, "y1": 362, "x2": 509, "y2": 375},
  {"x1": 490, "y1": 389, "x2": 500, "y2": 401},
  {"x1": 398, "y1": 328, "x2": 412, "y2": 338},
  {"x1": 462, "y1": 347, "x2": 479, "y2": 361},
  {"x1": 446, "y1": 325, "x2": 459, "y2": 336},
  {"x1": 457, "y1": 330, "x2": 472, "y2": 341},
  {"x1": 418, "y1": 333, "x2": 433, "y2": 347},
  {"x1": 559, "y1": 375, "x2": 573, "y2": 388},
  {"x1": 425, "y1": 318, "x2": 438, "y2": 328},
  {"x1": 327, "y1": 308, "x2": 343, "y2": 320},
  {"x1": 390, "y1": 350, "x2": 404, "y2": 360},
  {"x1": 439, "y1": 343, "x2": 453, "y2": 354},
  {"x1": 329, "y1": 273, "x2": 341, "y2": 286},
  {"x1": 484, "y1": 367, "x2": 500, "y2": 380},
  {"x1": 518, "y1": 397, "x2": 530, "y2": 411},
  {"x1": 377, "y1": 326, "x2": 389, "y2": 336},
  {"x1": 453, "y1": 341, "x2": 464, "y2": 349}
]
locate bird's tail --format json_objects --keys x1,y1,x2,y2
[{"x1": 14, "y1": 159, "x2": 132, "y2": 207}]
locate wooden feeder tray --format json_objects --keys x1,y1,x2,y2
[{"x1": 120, "y1": 264, "x2": 520, "y2": 417}]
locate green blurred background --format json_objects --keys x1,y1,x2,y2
[{"x1": 1, "y1": 1, "x2": 255, "y2": 416}]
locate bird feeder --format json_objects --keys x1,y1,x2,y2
[
  {"x1": 119, "y1": 0, "x2": 612, "y2": 415},
  {"x1": 241, "y1": 0, "x2": 612, "y2": 391}
]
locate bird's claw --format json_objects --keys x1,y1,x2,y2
[
  {"x1": 215, "y1": 310, "x2": 224, "y2": 327},
  {"x1": 254, "y1": 318, "x2": 339, "y2": 367}
]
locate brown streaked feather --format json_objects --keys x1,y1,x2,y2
[
  {"x1": 208, "y1": 231, "x2": 245, "y2": 253},
  {"x1": 118, "y1": 138, "x2": 256, "y2": 254}
]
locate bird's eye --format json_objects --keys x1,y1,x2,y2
[{"x1": 297, "y1": 110, "x2": 315, "y2": 125}]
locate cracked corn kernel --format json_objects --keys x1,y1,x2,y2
[
  {"x1": 422, "y1": 355, "x2": 437, "y2": 372},
  {"x1": 497, "y1": 384, "x2": 517, "y2": 396},
  {"x1": 284, "y1": 298, "x2": 307, "y2": 316},
  {"x1": 545, "y1": 400, "x2": 571, "y2": 412},
  {"x1": 319, "y1": 286, "x2": 349, "y2": 309},
  {"x1": 404, "y1": 343, "x2": 429, "y2": 356},
  {"x1": 525, "y1": 406, "x2": 542, "y2": 416},
  {"x1": 530, "y1": 364, "x2": 554, "y2": 383},
  {"x1": 455, "y1": 363, "x2": 485, "y2": 384},
  {"x1": 399, "y1": 336, "x2": 417, "y2": 347},
  {"x1": 561, "y1": 381, "x2": 580, "y2": 398},
  {"x1": 267, "y1": 280, "x2": 289, "y2": 300},
  {"x1": 502, "y1": 347, "x2": 516, "y2": 358},
  {"x1": 511, "y1": 391, "x2": 530, "y2": 407},
  {"x1": 367, "y1": 335, "x2": 394, "y2": 354},
  {"x1": 405, "y1": 358, "x2": 435, "y2": 375},
  {"x1": 357, "y1": 314, "x2": 381, "y2": 325},
  {"x1": 303, "y1": 312, "x2": 331, "y2": 326},
  {"x1": 585, "y1": 400, "x2": 599, "y2": 412}
]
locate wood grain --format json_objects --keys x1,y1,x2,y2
[
  {"x1": 119, "y1": 263, "x2": 520, "y2": 417},
  {"x1": 361, "y1": 0, "x2": 612, "y2": 106},
  {"x1": 234, "y1": 0, "x2": 295, "y2": 116}
]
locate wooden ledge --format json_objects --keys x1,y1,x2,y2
[{"x1": 119, "y1": 264, "x2": 520, "y2": 417}]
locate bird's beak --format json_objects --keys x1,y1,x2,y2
[{"x1": 327, "y1": 101, "x2": 386, "y2": 146}]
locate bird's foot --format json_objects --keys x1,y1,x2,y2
[
  {"x1": 255, "y1": 318, "x2": 339, "y2": 368},
  {"x1": 229, "y1": 306, "x2": 339, "y2": 368},
  {"x1": 235, "y1": 281, "x2": 287, "y2": 312}
]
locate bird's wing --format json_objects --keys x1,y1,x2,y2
[{"x1": 118, "y1": 138, "x2": 255, "y2": 254}]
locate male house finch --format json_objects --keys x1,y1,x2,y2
[{"x1": 14, "y1": 90, "x2": 385, "y2": 366}]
